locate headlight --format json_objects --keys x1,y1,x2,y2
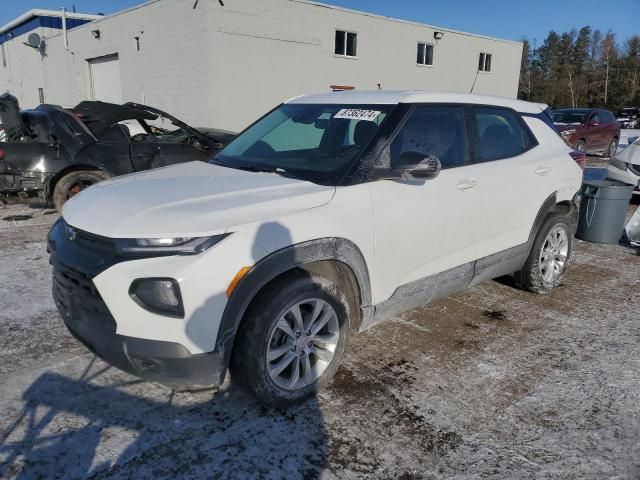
[
  {"x1": 561, "y1": 129, "x2": 576, "y2": 136},
  {"x1": 129, "y1": 278, "x2": 184, "y2": 317},
  {"x1": 115, "y1": 233, "x2": 230, "y2": 255}
]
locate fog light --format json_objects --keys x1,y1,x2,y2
[{"x1": 129, "y1": 278, "x2": 184, "y2": 317}]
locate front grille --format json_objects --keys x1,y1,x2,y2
[
  {"x1": 73, "y1": 228, "x2": 118, "y2": 257},
  {"x1": 52, "y1": 259, "x2": 117, "y2": 336}
]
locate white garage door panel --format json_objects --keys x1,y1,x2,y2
[{"x1": 89, "y1": 55, "x2": 122, "y2": 104}]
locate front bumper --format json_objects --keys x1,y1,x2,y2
[
  {"x1": 52, "y1": 261, "x2": 226, "y2": 386},
  {"x1": 606, "y1": 162, "x2": 640, "y2": 190},
  {"x1": 47, "y1": 218, "x2": 236, "y2": 386}
]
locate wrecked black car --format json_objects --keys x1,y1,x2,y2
[{"x1": 0, "y1": 93, "x2": 235, "y2": 211}]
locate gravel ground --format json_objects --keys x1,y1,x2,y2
[{"x1": 1, "y1": 198, "x2": 640, "y2": 479}]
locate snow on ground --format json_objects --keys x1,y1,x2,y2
[{"x1": 1, "y1": 202, "x2": 640, "y2": 479}]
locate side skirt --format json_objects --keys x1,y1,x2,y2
[{"x1": 361, "y1": 243, "x2": 530, "y2": 332}]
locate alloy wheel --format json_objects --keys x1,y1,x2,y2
[
  {"x1": 539, "y1": 226, "x2": 569, "y2": 283},
  {"x1": 266, "y1": 298, "x2": 339, "y2": 391}
]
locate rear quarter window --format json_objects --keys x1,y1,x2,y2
[{"x1": 473, "y1": 107, "x2": 532, "y2": 162}]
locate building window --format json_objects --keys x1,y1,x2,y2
[
  {"x1": 335, "y1": 30, "x2": 357, "y2": 57},
  {"x1": 417, "y1": 42, "x2": 434, "y2": 66},
  {"x1": 478, "y1": 52, "x2": 492, "y2": 72},
  {"x1": 1, "y1": 44, "x2": 6, "y2": 68}
]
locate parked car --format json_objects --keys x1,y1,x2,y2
[
  {"x1": 616, "y1": 107, "x2": 639, "y2": 129},
  {"x1": 0, "y1": 94, "x2": 235, "y2": 211},
  {"x1": 49, "y1": 91, "x2": 583, "y2": 406},
  {"x1": 607, "y1": 135, "x2": 640, "y2": 189},
  {"x1": 551, "y1": 108, "x2": 620, "y2": 157}
]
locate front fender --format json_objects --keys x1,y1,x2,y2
[{"x1": 214, "y1": 237, "x2": 372, "y2": 368}]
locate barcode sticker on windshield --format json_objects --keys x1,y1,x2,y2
[{"x1": 334, "y1": 109, "x2": 381, "y2": 121}]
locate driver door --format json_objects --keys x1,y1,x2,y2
[
  {"x1": 130, "y1": 142, "x2": 210, "y2": 171},
  {"x1": 368, "y1": 105, "x2": 483, "y2": 303}
]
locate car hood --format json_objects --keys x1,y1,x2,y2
[{"x1": 62, "y1": 162, "x2": 336, "y2": 238}]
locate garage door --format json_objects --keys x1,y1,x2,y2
[{"x1": 89, "y1": 54, "x2": 122, "y2": 104}]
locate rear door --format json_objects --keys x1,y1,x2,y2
[
  {"x1": 130, "y1": 141, "x2": 210, "y2": 171},
  {"x1": 469, "y1": 106, "x2": 551, "y2": 258}
]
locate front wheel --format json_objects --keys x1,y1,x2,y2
[
  {"x1": 606, "y1": 138, "x2": 618, "y2": 158},
  {"x1": 230, "y1": 271, "x2": 351, "y2": 407},
  {"x1": 515, "y1": 213, "x2": 573, "y2": 294},
  {"x1": 52, "y1": 170, "x2": 109, "y2": 212},
  {"x1": 575, "y1": 140, "x2": 587, "y2": 153}
]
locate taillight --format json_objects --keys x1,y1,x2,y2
[
  {"x1": 569, "y1": 150, "x2": 585, "y2": 170},
  {"x1": 0, "y1": 149, "x2": 4, "y2": 159}
]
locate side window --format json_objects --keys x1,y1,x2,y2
[
  {"x1": 590, "y1": 112, "x2": 601, "y2": 124},
  {"x1": 474, "y1": 107, "x2": 528, "y2": 162},
  {"x1": 391, "y1": 106, "x2": 467, "y2": 169}
]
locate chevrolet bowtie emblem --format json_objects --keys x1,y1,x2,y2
[{"x1": 65, "y1": 225, "x2": 77, "y2": 241}]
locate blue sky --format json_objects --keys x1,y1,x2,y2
[{"x1": 1, "y1": 0, "x2": 637, "y2": 46}]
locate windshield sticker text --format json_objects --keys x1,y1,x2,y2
[{"x1": 334, "y1": 109, "x2": 381, "y2": 121}]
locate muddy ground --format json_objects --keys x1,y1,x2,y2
[{"x1": 1, "y1": 197, "x2": 639, "y2": 479}]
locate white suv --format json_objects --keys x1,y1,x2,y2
[{"x1": 49, "y1": 91, "x2": 583, "y2": 406}]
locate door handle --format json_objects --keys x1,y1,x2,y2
[
  {"x1": 456, "y1": 179, "x2": 479, "y2": 190},
  {"x1": 535, "y1": 166, "x2": 552, "y2": 176}
]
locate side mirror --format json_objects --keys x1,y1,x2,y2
[
  {"x1": 370, "y1": 151, "x2": 441, "y2": 181},
  {"x1": 394, "y1": 151, "x2": 441, "y2": 180}
]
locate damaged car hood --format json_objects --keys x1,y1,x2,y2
[{"x1": 62, "y1": 161, "x2": 335, "y2": 238}]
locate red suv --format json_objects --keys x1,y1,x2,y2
[{"x1": 551, "y1": 108, "x2": 620, "y2": 158}]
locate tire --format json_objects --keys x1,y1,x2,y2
[
  {"x1": 52, "y1": 170, "x2": 109, "y2": 212},
  {"x1": 606, "y1": 138, "x2": 618, "y2": 158},
  {"x1": 575, "y1": 140, "x2": 587, "y2": 153},
  {"x1": 230, "y1": 270, "x2": 351, "y2": 407},
  {"x1": 515, "y1": 213, "x2": 573, "y2": 294}
]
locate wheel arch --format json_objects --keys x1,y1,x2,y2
[
  {"x1": 215, "y1": 237, "x2": 372, "y2": 369},
  {"x1": 45, "y1": 164, "x2": 112, "y2": 199}
]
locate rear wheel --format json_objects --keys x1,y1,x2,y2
[
  {"x1": 52, "y1": 170, "x2": 109, "y2": 212},
  {"x1": 230, "y1": 271, "x2": 351, "y2": 407},
  {"x1": 515, "y1": 213, "x2": 572, "y2": 294},
  {"x1": 606, "y1": 138, "x2": 618, "y2": 158}
]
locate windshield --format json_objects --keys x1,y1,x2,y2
[
  {"x1": 551, "y1": 111, "x2": 588, "y2": 125},
  {"x1": 213, "y1": 103, "x2": 393, "y2": 184}
]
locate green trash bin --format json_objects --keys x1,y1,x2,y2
[{"x1": 576, "y1": 180, "x2": 634, "y2": 244}]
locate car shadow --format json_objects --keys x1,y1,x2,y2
[
  {"x1": 1, "y1": 221, "x2": 329, "y2": 478},
  {"x1": 0, "y1": 360, "x2": 328, "y2": 478}
]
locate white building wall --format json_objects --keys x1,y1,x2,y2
[
  {"x1": 1, "y1": 0, "x2": 522, "y2": 132},
  {"x1": 42, "y1": 0, "x2": 217, "y2": 127},
  {"x1": 0, "y1": 26, "x2": 60, "y2": 107},
  {"x1": 211, "y1": 0, "x2": 523, "y2": 130}
]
